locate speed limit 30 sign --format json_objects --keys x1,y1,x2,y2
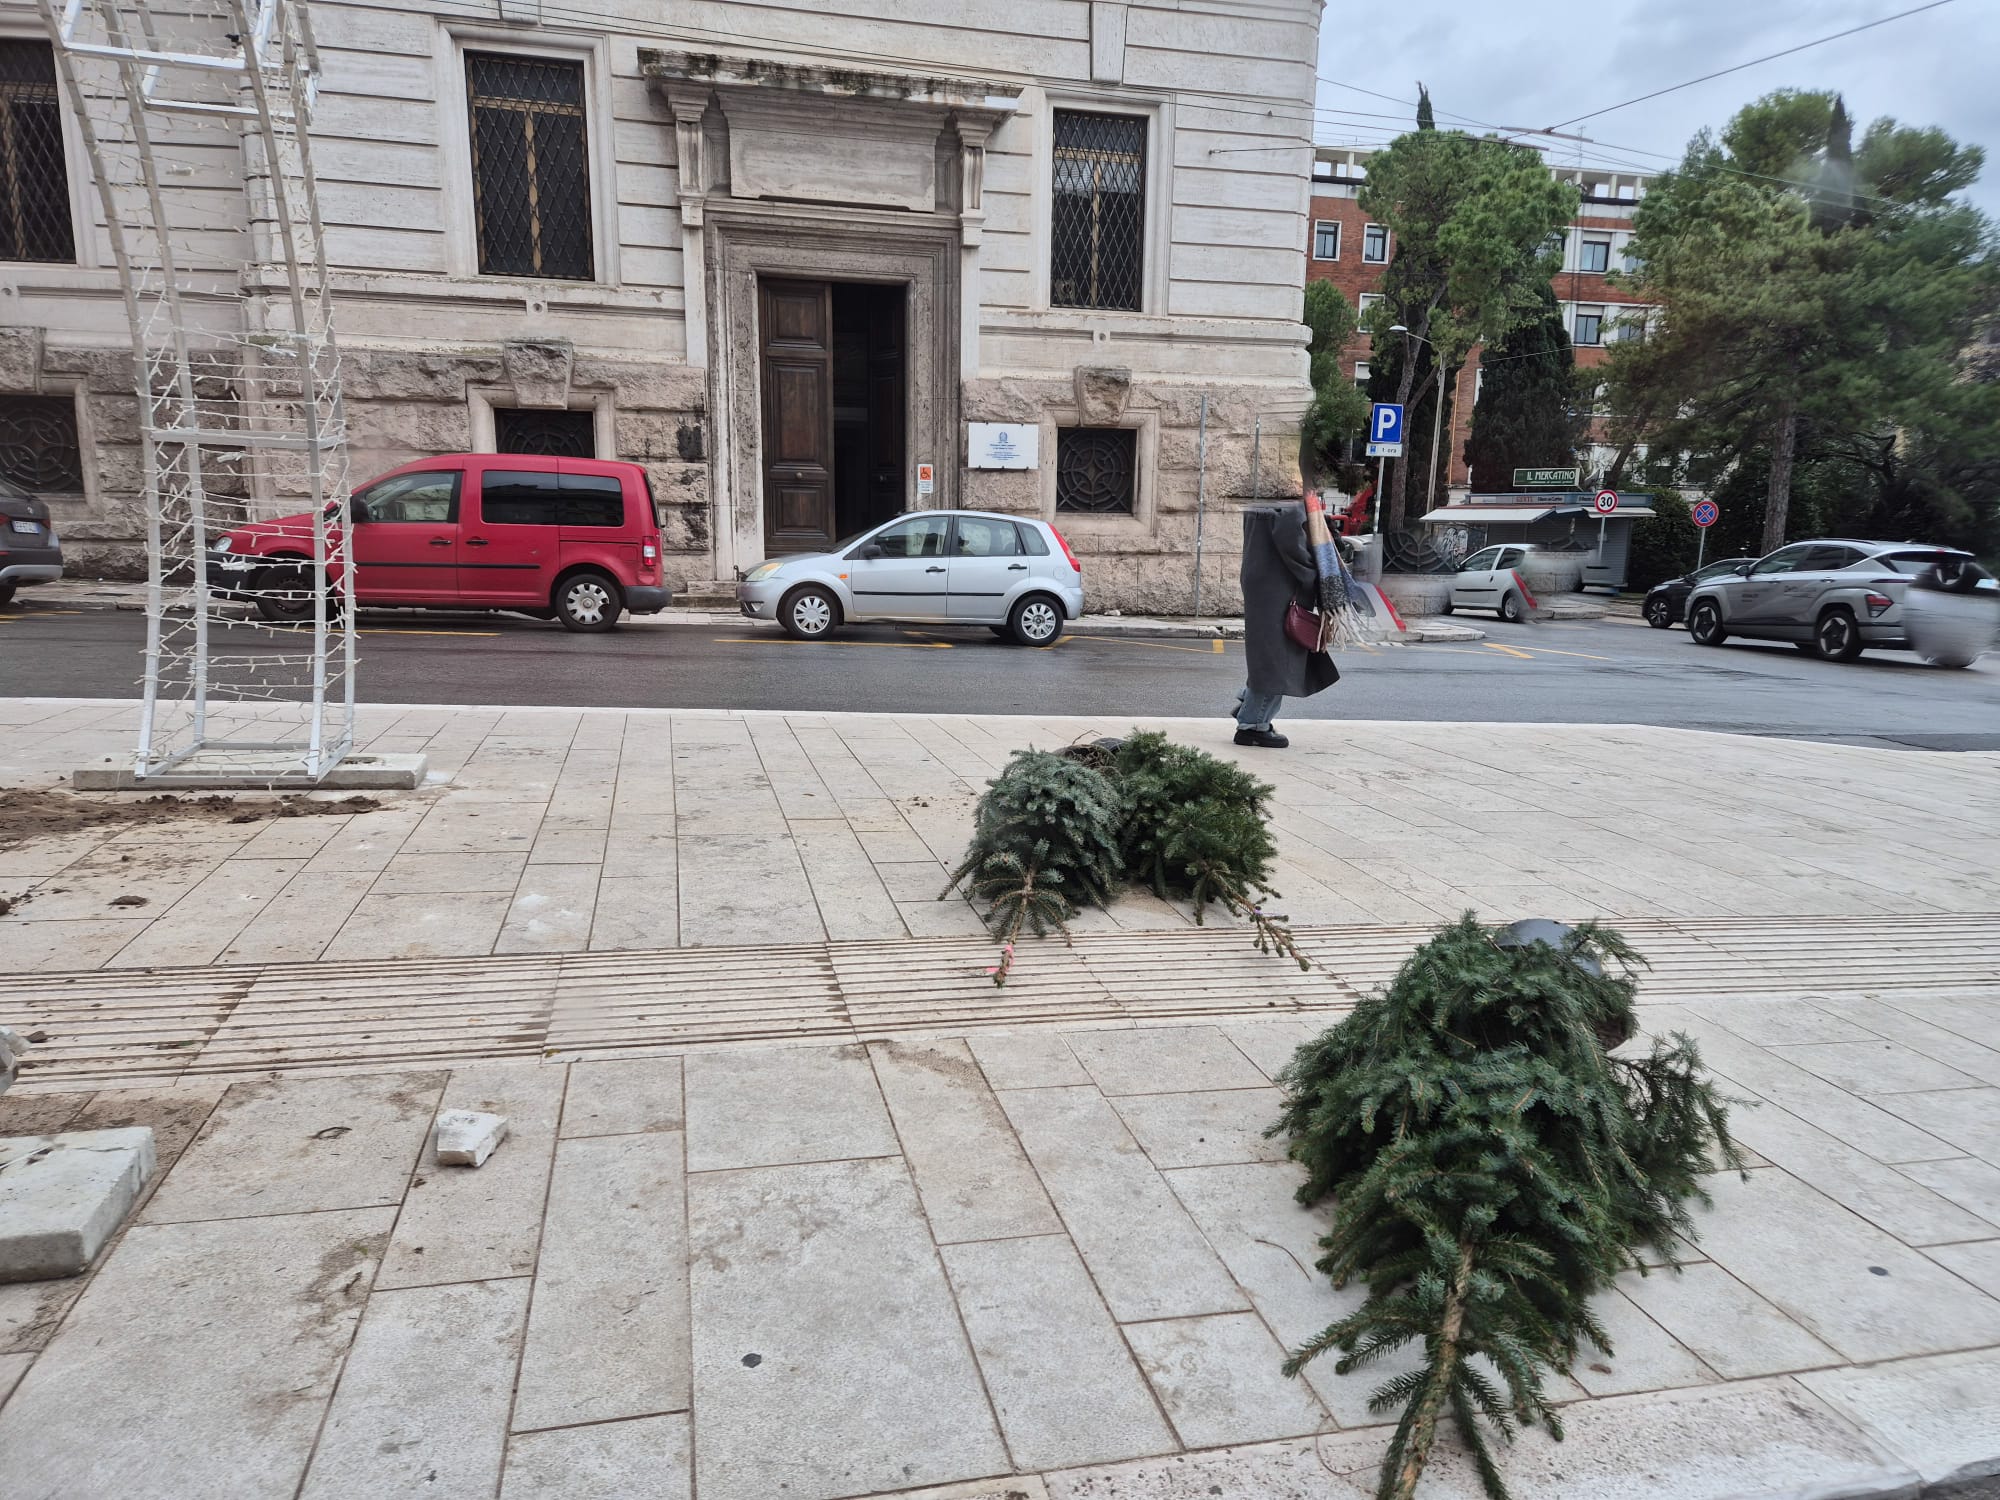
[{"x1": 1592, "y1": 489, "x2": 1620, "y2": 515}]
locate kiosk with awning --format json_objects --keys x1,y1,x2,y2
[{"x1": 1419, "y1": 492, "x2": 1657, "y2": 589}]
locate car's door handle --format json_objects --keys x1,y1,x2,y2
[
  {"x1": 429, "y1": 537, "x2": 451, "y2": 547},
  {"x1": 465, "y1": 537, "x2": 489, "y2": 547},
  {"x1": 1007, "y1": 563, "x2": 1027, "y2": 571},
  {"x1": 926, "y1": 565, "x2": 945, "y2": 573}
]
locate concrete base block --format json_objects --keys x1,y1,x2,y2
[
  {"x1": 72, "y1": 752, "x2": 427, "y2": 792},
  {"x1": 434, "y1": 1110, "x2": 508, "y2": 1167},
  {"x1": 0, "y1": 1127, "x2": 156, "y2": 1281},
  {"x1": 1378, "y1": 574, "x2": 1454, "y2": 617}
]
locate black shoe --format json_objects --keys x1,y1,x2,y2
[{"x1": 1234, "y1": 727, "x2": 1289, "y2": 749}]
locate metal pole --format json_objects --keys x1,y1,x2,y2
[
  {"x1": 1696, "y1": 525, "x2": 1706, "y2": 571},
  {"x1": 1191, "y1": 392, "x2": 1208, "y2": 618},
  {"x1": 1423, "y1": 357, "x2": 1446, "y2": 516},
  {"x1": 1372, "y1": 455, "x2": 1385, "y2": 534}
]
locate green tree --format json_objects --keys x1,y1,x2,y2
[
  {"x1": 1300, "y1": 279, "x2": 1368, "y2": 484},
  {"x1": 1358, "y1": 104, "x2": 1578, "y2": 532},
  {"x1": 1624, "y1": 487, "x2": 1698, "y2": 590},
  {"x1": 1463, "y1": 284, "x2": 1582, "y2": 491}
]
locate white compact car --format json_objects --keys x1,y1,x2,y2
[
  {"x1": 735, "y1": 510, "x2": 1087, "y2": 646},
  {"x1": 1444, "y1": 544, "x2": 1537, "y2": 622}
]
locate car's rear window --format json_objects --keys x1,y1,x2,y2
[
  {"x1": 1880, "y1": 551, "x2": 1972, "y2": 574},
  {"x1": 641, "y1": 471, "x2": 661, "y2": 529},
  {"x1": 561, "y1": 474, "x2": 624, "y2": 528},
  {"x1": 1017, "y1": 523, "x2": 1049, "y2": 556}
]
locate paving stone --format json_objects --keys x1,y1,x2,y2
[
  {"x1": 140, "y1": 1072, "x2": 442, "y2": 1223},
  {"x1": 1897, "y1": 1154, "x2": 2000, "y2": 1224},
  {"x1": 1064, "y1": 1027, "x2": 1268, "y2": 1096},
  {"x1": 688, "y1": 1156, "x2": 1008, "y2": 1500},
  {"x1": 0, "y1": 1278, "x2": 75, "y2": 1354},
  {"x1": 1616, "y1": 1262, "x2": 1843, "y2": 1379},
  {"x1": 380, "y1": 1064, "x2": 564, "y2": 1289},
  {"x1": 0, "y1": 1351, "x2": 27, "y2": 1408},
  {"x1": 1800, "y1": 1348, "x2": 2000, "y2": 1489},
  {"x1": 1123, "y1": 1312, "x2": 1330, "y2": 1448},
  {"x1": 64, "y1": 1085, "x2": 226, "y2": 1197},
  {"x1": 0, "y1": 1128, "x2": 155, "y2": 1281},
  {"x1": 1876, "y1": 1086, "x2": 2000, "y2": 1162},
  {"x1": 1926, "y1": 1238, "x2": 2000, "y2": 1298},
  {"x1": 1568, "y1": 1285, "x2": 1717, "y2": 1396},
  {"x1": 1819, "y1": 995, "x2": 2000, "y2": 1088},
  {"x1": 496, "y1": 863, "x2": 600, "y2": 954},
  {"x1": 966, "y1": 1030, "x2": 1091, "y2": 1090},
  {"x1": 941, "y1": 1234, "x2": 1176, "y2": 1471},
  {"x1": 300, "y1": 1279, "x2": 526, "y2": 1500},
  {"x1": 513, "y1": 1131, "x2": 688, "y2": 1432},
  {"x1": 322, "y1": 890, "x2": 514, "y2": 959},
  {"x1": 999, "y1": 1086, "x2": 1248, "y2": 1322},
  {"x1": 869, "y1": 1038, "x2": 1060, "y2": 1244},
  {"x1": 588, "y1": 874, "x2": 680, "y2": 950},
  {"x1": 1216, "y1": 1019, "x2": 1320, "y2": 1082},
  {"x1": 1690, "y1": 999, "x2": 1878, "y2": 1046},
  {"x1": 1775, "y1": 1038, "x2": 1985, "y2": 1095},
  {"x1": 501, "y1": 1413, "x2": 691, "y2": 1500},
  {"x1": 0, "y1": 1207, "x2": 391, "y2": 1499},
  {"x1": 1112, "y1": 1087, "x2": 1288, "y2": 1169},
  {"x1": 0, "y1": 1091, "x2": 88, "y2": 1136},
  {"x1": 561, "y1": 1056, "x2": 684, "y2": 1137},
  {"x1": 434, "y1": 1108, "x2": 509, "y2": 1166},
  {"x1": 684, "y1": 1042, "x2": 896, "y2": 1171}
]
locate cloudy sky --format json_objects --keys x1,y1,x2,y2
[{"x1": 1312, "y1": 0, "x2": 1996, "y2": 213}]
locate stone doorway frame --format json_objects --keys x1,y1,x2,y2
[{"x1": 704, "y1": 207, "x2": 960, "y2": 579}]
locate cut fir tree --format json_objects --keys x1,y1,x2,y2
[{"x1": 1269, "y1": 915, "x2": 1742, "y2": 1500}]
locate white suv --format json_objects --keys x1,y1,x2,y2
[{"x1": 736, "y1": 510, "x2": 1087, "y2": 646}]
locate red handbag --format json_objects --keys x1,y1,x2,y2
[{"x1": 1284, "y1": 599, "x2": 1330, "y2": 653}]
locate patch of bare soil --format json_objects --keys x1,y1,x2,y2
[{"x1": 0, "y1": 789, "x2": 384, "y2": 851}]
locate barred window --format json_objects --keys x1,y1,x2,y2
[
  {"x1": 0, "y1": 41, "x2": 75, "y2": 264},
  {"x1": 0, "y1": 393, "x2": 82, "y2": 492},
  {"x1": 494, "y1": 406, "x2": 595, "y2": 457},
  {"x1": 466, "y1": 52, "x2": 593, "y2": 280},
  {"x1": 1051, "y1": 110, "x2": 1144, "y2": 311},
  {"x1": 1055, "y1": 427, "x2": 1136, "y2": 515}
]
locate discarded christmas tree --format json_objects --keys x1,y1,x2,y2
[
  {"x1": 940, "y1": 749, "x2": 1123, "y2": 984},
  {"x1": 1270, "y1": 916, "x2": 1742, "y2": 1500}
]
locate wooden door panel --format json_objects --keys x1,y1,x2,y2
[{"x1": 760, "y1": 278, "x2": 835, "y2": 553}]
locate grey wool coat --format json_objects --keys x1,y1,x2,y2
[{"x1": 1240, "y1": 503, "x2": 1340, "y2": 699}]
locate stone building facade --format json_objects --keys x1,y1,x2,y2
[{"x1": 0, "y1": 1, "x2": 1322, "y2": 612}]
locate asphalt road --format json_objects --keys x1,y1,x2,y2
[{"x1": 3, "y1": 600, "x2": 1997, "y2": 746}]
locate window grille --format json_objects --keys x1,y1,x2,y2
[
  {"x1": 466, "y1": 52, "x2": 593, "y2": 280},
  {"x1": 1055, "y1": 427, "x2": 1136, "y2": 515},
  {"x1": 1051, "y1": 110, "x2": 1144, "y2": 311},
  {"x1": 0, "y1": 41, "x2": 74, "y2": 263},
  {"x1": 0, "y1": 393, "x2": 82, "y2": 492},
  {"x1": 494, "y1": 405, "x2": 595, "y2": 457}
]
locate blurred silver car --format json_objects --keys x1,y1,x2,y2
[
  {"x1": 736, "y1": 510, "x2": 1086, "y2": 646},
  {"x1": 0, "y1": 476, "x2": 62, "y2": 606},
  {"x1": 1684, "y1": 539, "x2": 1996, "y2": 665}
]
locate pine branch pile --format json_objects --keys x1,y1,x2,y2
[{"x1": 1269, "y1": 915, "x2": 1742, "y2": 1500}]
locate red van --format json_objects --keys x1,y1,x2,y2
[{"x1": 211, "y1": 453, "x2": 671, "y2": 631}]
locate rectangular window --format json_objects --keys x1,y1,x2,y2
[
  {"x1": 0, "y1": 393, "x2": 81, "y2": 491},
  {"x1": 560, "y1": 473, "x2": 623, "y2": 528},
  {"x1": 465, "y1": 52, "x2": 593, "y2": 280},
  {"x1": 1352, "y1": 360, "x2": 1370, "y2": 390},
  {"x1": 1573, "y1": 306, "x2": 1604, "y2": 345},
  {"x1": 0, "y1": 42, "x2": 75, "y2": 264},
  {"x1": 481, "y1": 468, "x2": 561, "y2": 525},
  {"x1": 1055, "y1": 427, "x2": 1137, "y2": 515},
  {"x1": 1050, "y1": 109, "x2": 1145, "y2": 311},
  {"x1": 1361, "y1": 223, "x2": 1389, "y2": 262},
  {"x1": 494, "y1": 406, "x2": 596, "y2": 457},
  {"x1": 1357, "y1": 292, "x2": 1383, "y2": 317},
  {"x1": 1312, "y1": 220, "x2": 1340, "y2": 260},
  {"x1": 1578, "y1": 237, "x2": 1611, "y2": 273}
]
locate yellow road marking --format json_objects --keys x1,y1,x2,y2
[
  {"x1": 1512, "y1": 644, "x2": 1616, "y2": 662},
  {"x1": 711, "y1": 636, "x2": 952, "y2": 649},
  {"x1": 1213, "y1": 638, "x2": 1225, "y2": 654},
  {"x1": 1084, "y1": 635, "x2": 1229, "y2": 656},
  {"x1": 359, "y1": 627, "x2": 500, "y2": 637},
  {"x1": 1484, "y1": 642, "x2": 1536, "y2": 659}
]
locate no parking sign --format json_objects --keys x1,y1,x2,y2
[{"x1": 1692, "y1": 500, "x2": 1719, "y2": 528}]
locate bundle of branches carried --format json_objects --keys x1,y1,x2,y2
[{"x1": 1269, "y1": 915, "x2": 1742, "y2": 1500}]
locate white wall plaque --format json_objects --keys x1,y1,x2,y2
[{"x1": 968, "y1": 422, "x2": 1039, "y2": 470}]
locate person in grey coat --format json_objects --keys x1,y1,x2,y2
[{"x1": 1234, "y1": 503, "x2": 1339, "y2": 748}]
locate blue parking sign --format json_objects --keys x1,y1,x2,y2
[{"x1": 1370, "y1": 403, "x2": 1404, "y2": 445}]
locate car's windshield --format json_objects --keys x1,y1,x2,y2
[{"x1": 1692, "y1": 559, "x2": 1747, "y2": 581}]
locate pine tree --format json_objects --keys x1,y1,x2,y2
[
  {"x1": 1270, "y1": 916, "x2": 1741, "y2": 1500},
  {"x1": 1416, "y1": 84, "x2": 1435, "y2": 131},
  {"x1": 1463, "y1": 284, "x2": 1581, "y2": 492},
  {"x1": 941, "y1": 750, "x2": 1123, "y2": 983}
]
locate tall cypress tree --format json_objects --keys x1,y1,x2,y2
[{"x1": 1464, "y1": 285, "x2": 1581, "y2": 492}]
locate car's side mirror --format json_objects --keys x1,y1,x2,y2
[
  {"x1": 858, "y1": 543, "x2": 885, "y2": 560},
  {"x1": 347, "y1": 499, "x2": 370, "y2": 524},
  {"x1": 1732, "y1": 562, "x2": 1753, "y2": 576}
]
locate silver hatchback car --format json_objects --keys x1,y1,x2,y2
[
  {"x1": 736, "y1": 510, "x2": 1087, "y2": 646},
  {"x1": 1684, "y1": 538, "x2": 1993, "y2": 664}
]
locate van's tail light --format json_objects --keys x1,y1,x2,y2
[
  {"x1": 1864, "y1": 591, "x2": 1893, "y2": 617},
  {"x1": 1051, "y1": 526, "x2": 1082, "y2": 573},
  {"x1": 643, "y1": 541, "x2": 658, "y2": 562}
]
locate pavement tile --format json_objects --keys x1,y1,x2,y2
[
  {"x1": 1065, "y1": 1027, "x2": 1269, "y2": 1097},
  {"x1": 1123, "y1": 1312, "x2": 1330, "y2": 1448},
  {"x1": 379, "y1": 1063, "x2": 566, "y2": 1289},
  {"x1": 967, "y1": 1030, "x2": 1092, "y2": 1090},
  {"x1": 141, "y1": 1072, "x2": 442, "y2": 1223},
  {"x1": 677, "y1": 832, "x2": 817, "y2": 946},
  {"x1": 0, "y1": 1090, "x2": 89, "y2": 1135},
  {"x1": 1775, "y1": 1038, "x2": 1985, "y2": 1095},
  {"x1": 1799, "y1": 1348, "x2": 2000, "y2": 1489},
  {"x1": 529, "y1": 825, "x2": 609, "y2": 864},
  {"x1": 1691, "y1": 999, "x2": 1879, "y2": 1046},
  {"x1": 0, "y1": 1279, "x2": 75, "y2": 1355},
  {"x1": 300, "y1": 1279, "x2": 527, "y2": 1500},
  {"x1": 1819, "y1": 996, "x2": 2000, "y2": 1088},
  {"x1": 688, "y1": 1156, "x2": 1009, "y2": 1500},
  {"x1": 941, "y1": 1234, "x2": 1177, "y2": 1471},
  {"x1": 999, "y1": 1086, "x2": 1249, "y2": 1322},
  {"x1": 1927, "y1": 1239, "x2": 2000, "y2": 1298},
  {"x1": 1568, "y1": 1285, "x2": 1717, "y2": 1396},
  {"x1": 217, "y1": 868, "x2": 376, "y2": 963},
  {"x1": 402, "y1": 800, "x2": 546, "y2": 855},
  {"x1": 1874, "y1": 1087, "x2": 2000, "y2": 1163},
  {"x1": 373, "y1": 851, "x2": 528, "y2": 894},
  {"x1": 512, "y1": 1132, "x2": 689, "y2": 1432},
  {"x1": 588, "y1": 874, "x2": 679, "y2": 950},
  {"x1": 101, "y1": 857, "x2": 305, "y2": 968},
  {"x1": 1897, "y1": 1155, "x2": 2000, "y2": 1224},
  {"x1": 1216, "y1": 1019, "x2": 1320, "y2": 1082},
  {"x1": 0, "y1": 1207, "x2": 392, "y2": 1500},
  {"x1": 496, "y1": 863, "x2": 600, "y2": 954},
  {"x1": 1616, "y1": 1262, "x2": 1844, "y2": 1379},
  {"x1": 0, "y1": 918, "x2": 146, "y2": 971},
  {"x1": 500, "y1": 1414, "x2": 691, "y2": 1500},
  {"x1": 300, "y1": 803, "x2": 427, "y2": 872},
  {"x1": 685, "y1": 1042, "x2": 896, "y2": 1172},
  {"x1": 561, "y1": 1056, "x2": 684, "y2": 1137},
  {"x1": 1113, "y1": 1087, "x2": 1288, "y2": 1169},
  {"x1": 793, "y1": 821, "x2": 906, "y2": 940},
  {"x1": 869, "y1": 1038, "x2": 1061, "y2": 1243},
  {"x1": 322, "y1": 889, "x2": 513, "y2": 960},
  {"x1": 0, "y1": 1351, "x2": 27, "y2": 1409}
]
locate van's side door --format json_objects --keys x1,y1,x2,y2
[
  {"x1": 347, "y1": 469, "x2": 462, "y2": 602},
  {"x1": 460, "y1": 466, "x2": 560, "y2": 605}
]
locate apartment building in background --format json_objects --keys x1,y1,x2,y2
[
  {"x1": 0, "y1": 1, "x2": 1323, "y2": 611},
  {"x1": 1307, "y1": 145, "x2": 1657, "y2": 498}
]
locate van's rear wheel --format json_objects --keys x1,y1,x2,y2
[{"x1": 556, "y1": 571, "x2": 623, "y2": 632}]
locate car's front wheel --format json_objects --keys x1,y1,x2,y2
[
  {"x1": 1688, "y1": 599, "x2": 1727, "y2": 646},
  {"x1": 252, "y1": 559, "x2": 315, "y2": 622},
  {"x1": 778, "y1": 584, "x2": 839, "y2": 640},
  {"x1": 1810, "y1": 607, "x2": 1863, "y2": 662},
  {"x1": 1645, "y1": 596, "x2": 1672, "y2": 629},
  {"x1": 555, "y1": 571, "x2": 623, "y2": 633},
  {"x1": 1497, "y1": 591, "x2": 1525, "y2": 624},
  {"x1": 1008, "y1": 593, "x2": 1065, "y2": 647}
]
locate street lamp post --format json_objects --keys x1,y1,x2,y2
[{"x1": 1390, "y1": 324, "x2": 1451, "y2": 524}]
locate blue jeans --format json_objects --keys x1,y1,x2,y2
[{"x1": 1235, "y1": 687, "x2": 1284, "y2": 732}]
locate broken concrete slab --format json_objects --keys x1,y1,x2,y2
[
  {"x1": 0, "y1": 1128, "x2": 155, "y2": 1282},
  {"x1": 435, "y1": 1109, "x2": 508, "y2": 1167}
]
